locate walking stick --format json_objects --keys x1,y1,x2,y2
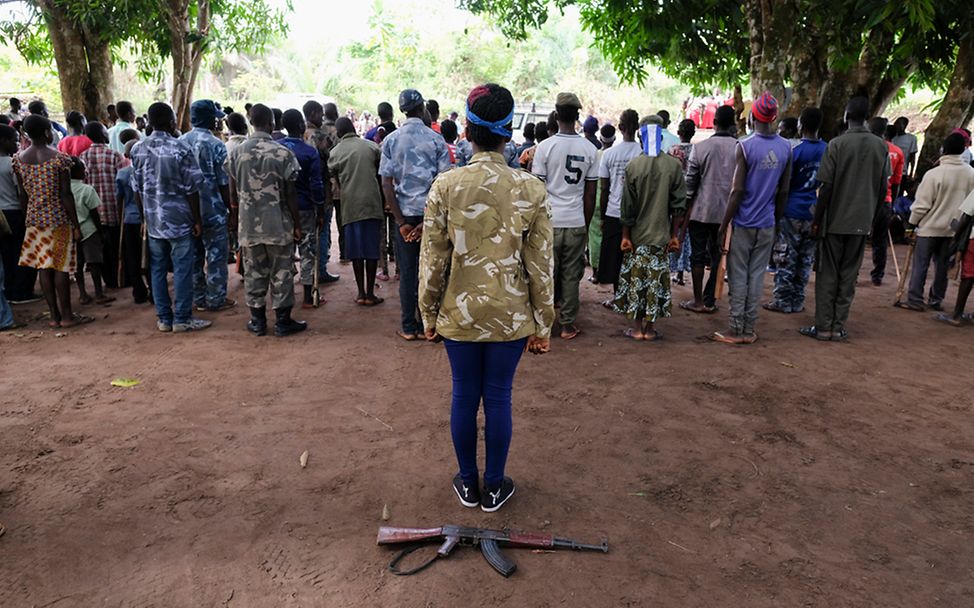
[
  {"x1": 887, "y1": 229, "x2": 900, "y2": 284},
  {"x1": 311, "y1": 224, "x2": 321, "y2": 308},
  {"x1": 715, "y1": 226, "x2": 732, "y2": 300},
  {"x1": 894, "y1": 237, "x2": 915, "y2": 306},
  {"x1": 117, "y1": 225, "x2": 126, "y2": 287}
]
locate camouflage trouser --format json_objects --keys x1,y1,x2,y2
[
  {"x1": 242, "y1": 243, "x2": 295, "y2": 310},
  {"x1": 771, "y1": 218, "x2": 816, "y2": 312},
  {"x1": 298, "y1": 210, "x2": 318, "y2": 286},
  {"x1": 193, "y1": 222, "x2": 229, "y2": 309}
]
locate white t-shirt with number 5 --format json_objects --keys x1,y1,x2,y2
[{"x1": 532, "y1": 133, "x2": 599, "y2": 228}]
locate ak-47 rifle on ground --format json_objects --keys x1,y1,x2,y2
[{"x1": 376, "y1": 525, "x2": 609, "y2": 577}]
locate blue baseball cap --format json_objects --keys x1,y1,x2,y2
[
  {"x1": 190, "y1": 99, "x2": 226, "y2": 128},
  {"x1": 398, "y1": 89, "x2": 425, "y2": 113}
]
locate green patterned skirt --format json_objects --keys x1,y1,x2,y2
[{"x1": 612, "y1": 244, "x2": 672, "y2": 322}]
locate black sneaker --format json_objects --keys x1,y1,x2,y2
[
  {"x1": 481, "y1": 477, "x2": 515, "y2": 513},
  {"x1": 453, "y1": 475, "x2": 480, "y2": 508}
]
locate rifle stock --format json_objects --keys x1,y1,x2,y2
[{"x1": 376, "y1": 526, "x2": 444, "y2": 545}]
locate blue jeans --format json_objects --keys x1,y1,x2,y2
[
  {"x1": 193, "y1": 222, "x2": 229, "y2": 308},
  {"x1": 395, "y1": 216, "x2": 423, "y2": 334},
  {"x1": 149, "y1": 235, "x2": 195, "y2": 324},
  {"x1": 317, "y1": 204, "x2": 334, "y2": 274},
  {"x1": 444, "y1": 338, "x2": 527, "y2": 488},
  {"x1": 0, "y1": 260, "x2": 13, "y2": 329}
]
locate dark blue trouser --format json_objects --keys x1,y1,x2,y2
[
  {"x1": 394, "y1": 216, "x2": 423, "y2": 334},
  {"x1": 444, "y1": 338, "x2": 527, "y2": 488}
]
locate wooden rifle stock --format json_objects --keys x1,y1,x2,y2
[{"x1": 376, "y1": 526, "x2": 444, "y2": 545}]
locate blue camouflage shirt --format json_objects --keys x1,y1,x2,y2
[
  {"x1": 378, "y1": 117, "x2": 451, "y2": 216},
  {"x1": 278, "y1": 137, "x2": 325, "y2": 211},
  {"x1": 130, "y1": 131, "x2": 204, "y2": 240},
  {"x1": 116, "y1": 166, "x2": 141, "y2": 225},
  {"x1": 454, "y1": 139, "x2": 519, "y2": 170},
  {"x1": 180, "y1": 127, "x2": 230, "y2": 227}
]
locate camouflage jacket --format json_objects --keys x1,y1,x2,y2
[
  {"x1": 419, "y1": 151, "x2": 555, "y2": 341},
  {"x1": 228, "y1": 132, "x2": 301, "y2": 247},
  {"x1": 378, "y1": 117, "x2": 451, "y2": 217}
]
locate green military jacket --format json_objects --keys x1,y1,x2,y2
[
  {"x1": 228, "y1": 131, "x2": 301, "y2": 247},
  {"x1": 419, "y1": 151, "x2": 555, "y2": 341},
  {"x1": 327, "y1": 133, "x2": 383, "y2": 226}
]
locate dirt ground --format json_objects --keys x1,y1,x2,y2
[{"x1": 1, "y1": 242, "x2": 972, "y2": 608}]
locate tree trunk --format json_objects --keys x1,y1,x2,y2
[
  {"x1": 38, "y1": 0, "x2": 113, "y2": 120},
  {"x1": 744, "y1": 0, "x2": 794, "y2": 104},
  {"x1": 167, "y1": 0, "x2": 211, "y2": 132},
  {"x1": 916, "y1": 36, "x2": 974, "y2": 178}
]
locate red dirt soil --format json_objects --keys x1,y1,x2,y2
[{"x1": 1, "y1": 244, "x2": 972, "y2": 607}]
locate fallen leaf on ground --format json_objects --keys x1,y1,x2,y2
[
  {"x1": 779, "y1": 361, "x2": 795, "y2": 368},
  {"x1": 628, "y1": 491, "x2": 647, "y2": 497},
  {"x1": 710, "y1": 518, "x2": 721, "y2": 529},
  {"x1": 299, "y1": 450, "x2": 309, "y2": 468},
  {"x1": 382, "y1": 504, "x2": 390, "y2": 521},
  {"x1": 110, "y1": 378, "x2": 140, "y2": 388}
]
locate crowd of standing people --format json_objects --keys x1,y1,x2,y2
[{"x1": 2, "y1": 83, "x2": 973, "y2": 511}]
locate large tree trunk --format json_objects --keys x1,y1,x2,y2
[
  {"x1": 743, "y1": 0, "x2": 795, "y2": 104},
  {"x1": 916, "y1": 36, "x2": 974, "y2": 179},
  {"x1": 38, "y1": 0, "x2": 113, "y2": 120}
]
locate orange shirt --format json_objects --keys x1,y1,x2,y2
[{"x1": 885, "y1": 141, "x2": 904, "y2": 202}]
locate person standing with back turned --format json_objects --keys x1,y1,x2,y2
[
  {"x1": 801, "y1": 97, "x2": 890, "y2": 341},
  {"x1": 532, "y1": 92, "x2": 598, "y2": 340},
  {"x1": 419, "y1": 83, "x2": 553, "y2": 513},
  {"x1": 379, "y1": 88, "x2": 451, "y2": 341}
]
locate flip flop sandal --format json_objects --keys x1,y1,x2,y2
[
  {"x1": 623, "y1": 328, "x2": 644, "y2": 341},
  {"x1": 710, "y1": 331, "x2": 740, "y2": 344},
  {"x1": 894, "y1": 301, "x2": 924, "y2": 311},
  {"x1": 935, "y1": 313, "x2": 962, "y2": 327},
  {"x1": 61, "y1": 313, "x2": 95, "y2": 327},
  {"x1": 396, "y1": 330, "x2": 419, "y2": 341},
  {"x1": 560, "y1": 326, "x2": 580, "y2": 340},
  {"x1": 363, "y1": 296, "x2": 384, "y2": 306},
  {"x1": 643, "y1": 329, "x2": 662, "y2": 342},
  {"x1": 680, "y1": 300, "x2": 717, "y2": 314},
  {"x1": 799, "y1": 326, "x2": 831, "y2": 341},
  {"x1": 831, "y1": 329, "x2": 849, "y2": 342}
]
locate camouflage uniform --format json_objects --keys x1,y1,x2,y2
[
  {"x1": 770, "y1": 218, "x2": 816, "y2": 312},
  {"x1": 305, "y1": 123, "x2": 340, "y2": 272},
  {"x1": 181, "y1": 127, "x2": 231, "y2": 309},
  {"x1": 379, "y1": 116, "x2": 451, "y2": 334},
  {"x1": 419, "y1": 151, "x2": 555, "y2": 341},
  {"x1": 228, "y1": 132, "x2": 301, "y2": 310}
]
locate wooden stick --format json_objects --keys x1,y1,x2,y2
[
  {"x1": 715, "y1": 226, "x2": 732, "y2": 300},
  {"x1": 117, "y1": 224, "x2": 126, "y2": 287},
  {"x1": 894, "y1": 239, "x2": 915, "y2": 305},
  {"x1": 888, "y1": 230, "x2": 900, "y2": 283}
]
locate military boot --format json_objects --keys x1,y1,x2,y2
[
  {"x1": 247, "y1": 307, "x2": 267, "y2": 336},
  {"x1": 274, "y1": 307, "x2": 307, "y2": 337}
]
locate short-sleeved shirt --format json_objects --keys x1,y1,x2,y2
[
  {"x1": 884, "y1": 141, "x2": 905, "y2": 203},
  {"x1": 378, "y1": 117, "x2": 451, "y2": 217},
  {"x1": 116, "y1": 166, "x2": 141, "y2": 225},
  {"x1": 279, "y1": 137, "x2": 325, "y2": 212},
  {"x1": 12, "y1": 153, "x2": 73, "y2": 228},
  {"x1": 532, "y1": 133, "x2": 599, "y2": 228},
  {"x1": 129, "y1": 131, "x2": 204, "y2": 240},
  {"x1": 0, "y1": 157, "x2": 19, "y2": 212},
  {"x1": 891, "y1": 132, "x2": 918, "y2": 162},
  {"x1": 58, "y1": 135, "x2": 93, "y2": 157},
  {"x1": 816, "y1": 126, "x2": 891, "y2": 235},
  {"x1": 70, "y1": 179, "x2": 102, "y2": 240},
  {"x1": 180, "y1": 127, "x2": 230, "y2": 227},
  {"x1": 327, "y1": 133, "x2": 383, "y2": 225},
  {"x1": 784, "y1": 138, "x2": 827, "y2": 220},
  {"x1": 108, "y1": 121, "x2": 136, "y2": 153},
  {"x1": 597, "y1": 141, "x2": 641, "y2": 219},
  {"x1": 80, "y1": 144, "x2": 129, "y2": 226},
  {"x1": 228, "y1": 131, "x2": 301, "y2": 247},
  {"x1": 734, "y1": 133, "x2": 792, "y2": 229}
]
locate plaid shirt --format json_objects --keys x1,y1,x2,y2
[{"x1": 80, "y1": 143, "x2": 129, "y2": 225}]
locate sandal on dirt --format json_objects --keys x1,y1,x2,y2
[
  {"x1": 936, "y1": 313, "x2": 963, "y2": 327},
  {"x1": 361, "y1": 296, "x2": 384, "y2": 306},
  {"x1": 680, "y1": 300, "x2": 717, "y2": 314},
  {"x1": 799, "y1": 326, "x2": 831, "y2": 341},
  {"x1": 560, "y1": 325, "x2": 581, "y2": 340},
  {"x1": 643, "y1": 329, "x2": 662, "y2": 342},
  {"x1": 763, "y1": 302, "x2": 790, "y2": 314},
  {"x1": 60, "y1": 313, "x2": 95, "y2": 328},
  {"x1": 831, "y1": 329, "x2": 849, "y2": 342},
  {"x1": 623, "y1": 328, "x2": 644, "y2": 341},
  {"x1": 710, "y1": 331, "x2": 743, "y2": 344},
  {"x1": 894, "y1": 301, "x2": 924, "y2": 311},
  {"x1": 396, "y1": 330, "x2": 419, "y2": 341}
]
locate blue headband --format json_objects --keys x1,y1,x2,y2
[{"x1": 466, "y1": 105, "x2": 514, "y2": 137}]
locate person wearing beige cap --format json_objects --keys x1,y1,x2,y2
[{"x1": 531, "y1": 92, "x2": 598, "y2": 340}]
